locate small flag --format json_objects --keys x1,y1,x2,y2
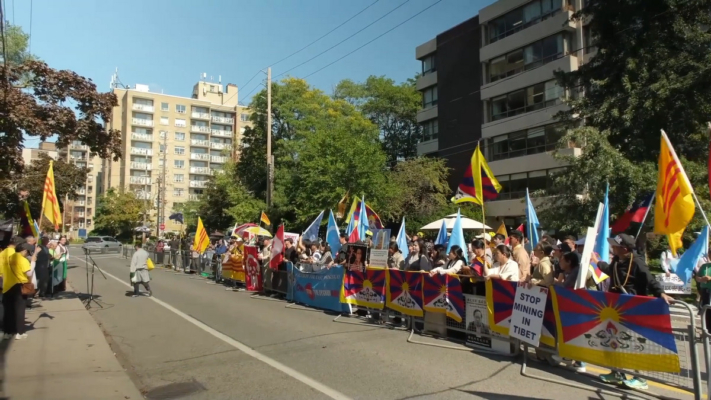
[
  {"x1": 452, "y1": 143, "x2": 502, "y2": 205},
  {"x1": 435, "y1": 218, "x2": 448, "y2": 246},
  {"x1": 326, "y1": 210, "x2": 341, "y2": 256},
  {"x1": 21, "y1": 201, "x2": 38, "y2": 237},
  {"x1": 611, "y1": 193, "x2": 654, "y2": 235},
  {"x1": 345, "y1": 196, "x2": 384, "y2": 229},
  {"x1": 676, "y1": 226, "x2": 709, "y2": 286},
  {"x1": 303, "y1": 210, "x2": 324, "y2": 242},
  {"x1": 260, "y1": 211, "x2": 271, "y2": 226},
  {"x1": 446, "y1": 209, "x2": 468, "y2": 262},
  {"x1": 594, "y1": 183, "x2": 610, "y2": 263},
  {"x1": 358, "y1": 197, "x2": 369, "y2": 242},
  {"x1": 396, "y1": 217, "x2": 409, "y2": 259},
  {"x1": 270, "y1": 224, "x2": 284, "y2": 269},
  {"x1": 42, "y1": 160, "x2": 62, "y2": 231},
  {"x1": 169, "y1": 212, "x2": 184, "y2": 224},
  {"x1": 193, "y1": 217, "x2": 210, "y2": 254},
  {"x1": 525, "y1": 188, "x2": 540, "y2": 248}
]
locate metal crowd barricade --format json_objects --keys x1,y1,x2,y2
[
  {"x1": 521, "y1": 300, "x2": 702, "y2": 400},
  {"x1": 701, "y1": 305, "x2": 711, "y2": 400},
  {"x1": 250, "y1": 264, "x2": 290, "y2": 301},
  {"x1": 332, "y1": 305, "x2": 408, "y2": 330}
]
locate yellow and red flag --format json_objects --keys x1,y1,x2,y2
[
  {"x1": 41, "y1": 160, "x2": 62, "y2": 231},
  {"x1": 452, "y1": 144, "x2": 502, "y2": 205},
  {"x1": 654, "y1": 130, "x2": 695, "y2": 255},
  {"x1": 193, "y1": 217, "x2": 210, "y2": 254},
  {"x1": 260, "y1": 211, "x2": 271, "y2": 226}
]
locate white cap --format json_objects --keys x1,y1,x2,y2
[{"x1": 476, "y1": 233, "x2": 492, "y2": 242}]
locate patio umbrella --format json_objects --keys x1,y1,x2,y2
[
  {"x1": 232, "y1": 223, "x2": 257, "y2": 237},
  {"x1": 134, "y1": 226, "x2": 152, "y2": 233},
  {"x1": 242, "y1": 226, "x2": 272, "y2": 237},
  {"x1": 420, "y1": 213, "x2": 491, "y2": 231}
]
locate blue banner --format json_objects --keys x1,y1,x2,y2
[{"x1": 291, "y1": 265, "x2": 349, "y2": 313}]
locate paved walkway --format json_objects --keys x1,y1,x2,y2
[{"x1": 0, "y1": 283, "x2": 144, "y2": 400}]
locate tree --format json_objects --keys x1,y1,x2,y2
[
  {"x1": 334, "y1": 76, "x2": 421, "y2": 166},
  {"x1": 92, "y1": 189, "x2": 144, "y2": 239},
  {"x1": 384, "y1": 157, "x2": 451, "y2": 220}
]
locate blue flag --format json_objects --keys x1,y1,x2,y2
[
  {"x1": 326, "y1": 210, "x2": 341, "y2": 256},
  {"x1": 525, "y1": 188, "x2": 540, "y2": 248},
  {"x1": 358, "y1": 196, "x2": 369, "y2": 241},
  {"x1": 396, "y1": 217, "x2": 409, "y2": 260},
  {"x1": 303, "y1": 210, "x2": 324, "y2": 243},
  {"x1": 435, "y1": 218, "x2": 448, "y2": 246},
  {"x1": 446, "y1": 209, "x2": 468, "y2": 262},
  {"x1": 676, "y1": 226, "x2": 709, "y2": 286},
  {"x1": 345, "y1": 211, "x2": 356, "y2": 237},
  {"x1": 169, "y1": 212, "x2": 184, "y2": 224},
  {"x1": 594, "y1": 183, "x2": 611, "y2": 263}
]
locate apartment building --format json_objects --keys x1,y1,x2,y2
[
  {"x1": 58, "y1": 141, "x2": 103, "y2": 233},
  {"x1": 417, "y1": 0, "x2": 594, "y2": 228},
  {"x1": 100, "y1": 79, "x2": 253, "y2": 234},
  {"x1": 22, "y1": 142, "x2": 58, "y2": 164}
]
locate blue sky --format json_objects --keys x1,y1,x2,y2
[{"x1": 12, "y1": 0, "x2": 491, "y2": 145}]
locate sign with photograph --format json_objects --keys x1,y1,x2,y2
[
  {"x1": 465, "y1": 294, "x2": 511, "y2": 354},
  {"x1": 346, "y1": 243, "x2": 368, "y2": 272},
  {"x1": 369, "y1": 229, "x2": 390, "y2": 267}
]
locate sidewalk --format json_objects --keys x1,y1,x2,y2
[{"x1": 0, "y1": 283, "x2": 144, "y2": 400}]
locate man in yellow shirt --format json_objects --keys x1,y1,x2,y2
[
  {"x1": 3, "y1": 242, "x2": 33, "y2": 340},
  {"x1": 0, "y1": 237, "x2": 25, "y2": 283}
]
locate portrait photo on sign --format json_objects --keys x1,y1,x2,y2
[
  {"x1": 465, "y1": 295, "x2": 492, "y2": 349},
  {"x1": 347, "y1": 244, "x2": 368, "y2": 272}
]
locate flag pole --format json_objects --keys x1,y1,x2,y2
[{"x1": 690, "y1": 190, "x2": 711, "y2": 230}]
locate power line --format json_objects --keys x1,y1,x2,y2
[
  {"x1": 302, "y1": 0, "x2": 443, "y2": 79},
  {"x1": 276, "y1": 0, "x2": 412, "y2": 78}
]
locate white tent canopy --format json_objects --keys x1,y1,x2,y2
[{"x1": 420, "y1": 213, "x2": 491, "y2": 231}]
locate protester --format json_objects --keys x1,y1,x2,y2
[
  {"x1": 430, "y1": 245, "x2": 447, "y2": 270},
  {"x1": 485, "y1": 244, "x2": 519, "y2": 281},
  {"x1": 492, "y1": 234, "x2": 506, "y2": 248},
  {"x1": 550, "y1": 251, "x2": 587, "y2": 373},
  {"x1": 529, "y1": 243, "x2": 554, "y2": 287},
  {"x1": 35, "y1": 237, "x2": 51, "y2": 298},
  {"x1": 129, "y1": 243, "x2": 152, "y2": 298},
  {"x1": 475, "y1": 233, "x2": 494, "y2": 262},
  {"x1": 155, "y1": 240, "x2": 165, "y2": 264},
  {"x1": 319, "y1": 244, "x2": 334, "y2": 268},
  {"x1": 429, "y1": 245, "x2": 466, "y2": 275},
  {"x1": 24, "y1": 235, "x2": 36, "y2": 258},
  {"x1": 54, "y1": 236, "x2": 69, "y2": 292},
  {"x1": 509, "y1": 231, "x2": 530, "y2": 281},
  {"x1": 387, "y1": 242, "x2": 405, "y2": 270},
  {"x1": 4, "y1": 242, "x2": 34, "y2": 340},
  {"x1": 284, "y1": 238, "x2": 300, "y2": 264},
  {"x1": 405, "y1": 239, "x2": 430, "y2": 272},
  {"x1": 336, "y1": 233, "x2": 350, "y2": 266},
  {"x1": 0, "y1": 236, "x2": 25, "y2": 291},
  {"x1": 169, "y1": 236, "x2": 180, "y2": 265}
]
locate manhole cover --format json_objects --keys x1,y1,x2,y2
[{"x1": 145, "y1": 381, "x2": 206, "y2": 400}]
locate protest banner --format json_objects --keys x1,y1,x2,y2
[
  {"x1": 293, "y1": 266, "x2": 349, "y2": 312},
  {"x1": 341, "y1": 267, "x2": 386, "y2": 309},
  {"x1": 284, "y1": 232, "x2": 300, "y2": 245},
  {"x1": 509, "y1": 285, "x2": 548, "y2": 347},
  {"x1": 464, "y1": 294, "x2": 510, "y2": 353},
  {"x1": 346, "y1": 244, "x2": 368, "y2": 272},
  {"x1": 655, "y1": 273, "x2": 692, "y2": 295},
  {"x1": 244, "y1": 245, "x2": 261, "y2": 291},
  {"x1": 369, "y1": 228, "x2": 390, "y2": 266},
  {"x1": 385, "y1": 269, "x2": 423, "y2": 317}
]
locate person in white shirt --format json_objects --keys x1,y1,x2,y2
[
  {"x1": 485, "y1": 244, "x2": 519, "y2": 281},
  {"x1": 429, "y1": 245, "x2": 466, "y2": 276}
]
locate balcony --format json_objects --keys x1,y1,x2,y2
[
  {"x1": 69, "y1": 143, "x2": 88, "y2": 150},
  {"x1": 76, "y1": 213, "x2": 85, "y2": 218},
  {"x1": 191, "y1": 112, "x2": 210, "y2": 120},
  {"x1": 189, "y1": 180, "x2": 208, "y2": 188},
  {"x1": 190, "y1": 167, "x2": 211, "y2": 175},
  {"x1": 70, "y1": 154, "x2": 87, "y2": 161},
  {"x1": 210, "y1": 142, "x2": 231, "y2": 150},
  {"x1": 132, "y1": 118, "x2": 154, "y2": 127},
  {"x1": 211, "y1": 116, "x2": 234, "y2": 124},
  {"x1": 189, "y1": 194, "x2": 200, "y2": 201},
  {"x1": 129, "y1": 176, "x2": 151, "y2": 185},
  {"x1": 190, "y1": 139, "x2": 210, "y2": 147},
  {"x1": 191, "y1": 125, "x2": 210, "y2": 133},
  {"x1": 210, "y1": 155, "x2": 228, "y2": 163},
  {"x1": 130, "y1": 162, "x2": 152, "y2": 170},
  {"x1": 76, "y1": 200, "x2": 85, "y2": 206},
  {"x1": 131, "y1": 132, "x2": 154, "y2": 142},
  {"x1": 132, "y1": 104, "x2": 154, "y2": 112},
  {"x1": 76, "y1": 189, "x2": 86, "y2": 195},
  {"x1": 211, "y1": 128, "x2": 231, "y2": 138},
  {"x1": 190, "y1": 153, "x2": 210, "y2": 161},
  {"x1": 211, "y1": 169, "x2": 224, "y2": 175},
  {"x1": 130, "y1": 147, "x2": 153, "y2": 156}
]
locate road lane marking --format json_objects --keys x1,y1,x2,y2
[{"x1": 71, "y1": 256, "x2": 352, "y2": 400}]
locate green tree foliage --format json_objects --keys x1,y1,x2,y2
[
  {"x1": 334, "y1": 75, "x2": 420, "y2": 166},
  {"x1": 93, "y1": 189, "x2": 144, "y2": 238},
  {"x1": 384, "y1": 157, "x2": 451, "y2": 221}
]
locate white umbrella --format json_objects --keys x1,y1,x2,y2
[{"x1": 420, "y1": 213, "x2": 491, "y2": 231}]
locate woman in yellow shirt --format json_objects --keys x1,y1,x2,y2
[{"x1": 3, "y1": 243, "x2": 34, "y2": 340}]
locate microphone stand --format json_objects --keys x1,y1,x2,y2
[{"x1": 83, "y1": 248, "x2": 107, "y2": 309}]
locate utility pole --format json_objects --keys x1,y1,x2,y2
[
  {"x1": 158, "y1": 132, "x2": 167, "y2": 238},
  {"x1": 142, "y1": 163, "x2": 149, "y2": 244},
  {"x1": 266, "y1": 67, "x2": 272, "y2": 207}
]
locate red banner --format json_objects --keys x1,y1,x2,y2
[{"x1": 244, "y1": 245, "x2": 262, "y2": 291}]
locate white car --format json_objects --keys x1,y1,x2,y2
[{"x1": 82, "y1": 236, "x2": 123, "y2": 254}]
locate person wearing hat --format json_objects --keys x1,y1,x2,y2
[
  {"x1": 474, "y1": 233, "x2": 493, "y2": 264},
  {"x1": 593, "y1": 233, "x2": 672, "y2": 390}
]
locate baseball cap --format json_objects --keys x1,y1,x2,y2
[
  {"x1": 366, "y1": 230, "x2": 373, "y2": 237},
  {"x1": 475, "y1": 233, "x2": 492, "y2": 242},
  {"x1": 607, "y1": 234, "x2": 635, "y2": 249}
]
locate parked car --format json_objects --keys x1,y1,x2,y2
[{"x1": 82, "y1": 236, "x2": 123, "y2": 254}]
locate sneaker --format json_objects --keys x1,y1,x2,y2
[
  {"x1": 623, "y1": 377, "x2": 648, "y2": 390},
  {"x1": 599, "y1": 372, "x2": 625, "y2": 384},
  {"x1": 14, "y1": 333, "x2": 27, "y2": 340}
]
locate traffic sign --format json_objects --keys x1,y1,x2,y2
[{"x1": 160, "y1": 224, "x2": 165, "y2": 230}]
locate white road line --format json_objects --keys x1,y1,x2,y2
[{"x1": 71, "y1": 256, "x2": 351, "y2": 400}]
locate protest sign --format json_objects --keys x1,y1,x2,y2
[
  {"x1": 346, "y1": 244, "x2": 368, "y2": 272},
  {"x1": 509, "y1": 285, "x2": 548, "y2": 347},
  {"x1": 464, "y1": 294, "x2": 510, "y2": 353},
  {"x1": 292, "y1": 266, "x2": 349, "y2": 312},
  {"x1": 369, "y1": 228, "x2": 390, "y2": 266},
  {"x1": 655, "y1": 274, "x2": 692, "y2": 295},
  {"x1": 244, "y1": 245, "x2": 261, "y2": 291}
]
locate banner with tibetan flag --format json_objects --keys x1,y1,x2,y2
[
  {"x1": 423, "y1": 273, "x2": 465, "y2": 322},
  {"x1": 344, "y1": 196, "x2": 384, "y2": 229},
  {"x1": 341, "y1": 267, "x2": 386, "y2": 309},
  {"x1": 551, "y1": 286, "x2": 679, "y2": 372},
  {"x1": 41, "y1": 160, "x2": 62, "y2": 230},
  {"x1": 452, "y1": 143, "x2": 502, "y2": 205},
  {"x1": 654, "y1": 130, "x2": 695, "y2": 255},
  {"x1": 385, "y1": 269, "x2": 423, "y2": 317}
]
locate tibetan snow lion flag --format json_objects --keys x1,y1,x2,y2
[
  {"x1": 485, "y1": 279, "x2": 556, "y2": 346},
  {"x1": 551, "y1": 286, "x2": 679, "y2": 373},
  {"x1": 385, "y1": 269, "x2": 423, "y2": 317},
  {"x1": 423, "y1": 273, "x2": 465, "y2": 322},
  {"x1": 341, "y1": 267, "x2": 386, "y2": 309}
]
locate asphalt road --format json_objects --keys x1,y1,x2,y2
[{"x1": 66, "y1": 249, "x2": 691, "y2": 400}]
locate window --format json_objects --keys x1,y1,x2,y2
[
  {"x1": 488, "y1": 123, "x2": 566, "y2": 161},
  {"x1": 174, "y1": 174, "x2": 184, "y2": 183},
  {"x1": 174, "y1": 160, "x2": 184, "y2": 168},
  {"x1": 175, "y1": 132, "x2": 185, "y2": 141},
  {"x1": 175, "y1": 118, "x2": 186, "y2": 127},
  {"x1": 176, "y1": 104, "x2": 186, "y2": 114},
  {"x1": 159, "y1": 130, "x2": 167, "y2": 138},
  {"x1": 422, "y1": 54, "x2": 436, "y2": 75},
  {"x1": 487, "y1": 0, "x2": 562, "y2": 44},
  {"x1": 584, "y1": 26, "x2": 597, "y2": 54},
  {"x1": 209, "y1": 85, "x2": 215, "y2": 93},
  {"x1": 174, "y1": 146, "x2": 185, "y2": 155},
  {"x1": 161, "y1": 102, "x2": 169, "y2": 111},
  {"x1": 495, "y1": 168, "x2": 561, "y2": 200},
  {"x1": 160, "y1": 117, "x2": 169, "y2": 126},
  {"x1": 489, "y1": 80, "x2": 563, "y2": 121},
  {"x1": 421, "y1": 119, "x2": 439, "y2": 142},
  {"x1": 240, "y1": 113, "x2": 249, "y2": 122},
  {"x1": 173, "y1": 189, "x2": 184, "y2": 197},
  {"x1": 159, "y1": 159, "x2": 164, "y2": 167},
  {"x1": 423, "y1": 86, "x2": 438, "y2": 108},
  {"x1": 489, "y1": 34, "x2": 566, "y2": 82}
]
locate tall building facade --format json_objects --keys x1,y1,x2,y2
[
  {"x1": 417, "y1": 0, "x2": 594, "y2": 228},
  {"x1": 58, "y1": 141, "x2": 103, "y2": 232}
]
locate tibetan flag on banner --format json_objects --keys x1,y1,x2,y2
[
  {"x1": 424, "y1": 273, "x2": 448, "y2": 315},
  {"x1": 193, "y1": 217, "x2": 210, "y2": 254},
  {"x1": 385, "y1": 269, "x2": 423, "y2": 317},
  {"x1": 654, "y1": 130, "x2": 695, "y2": 255},
  {"x1": 345, "y1": 196, "x2": 384, "y2": 229},
  {"x1": 244, "y1": 245, "x2": 262, "y2": 291},
  {"x1": 588, "y1": 252, "x2": 609, "y2": 285},
  {"x1": 340, "y1": 267, "x2": 386, "y2": 309},
  {"x1": 452, "y1": 143, "x2": 502, "y2": 205},
  {"x1": 551, "y1": 286, "x2": 679, "y2": 372},
  {"x1": 41, "y1": 160, "x2": 62, "y2": 230},
  {"x1": 542, "y1": 295, "x2": 557, "y2": 348},
  {"x1": 486, "y1": 279, "x2": 555, "y2": 345},
  {"x1": 260, "y1": 211, "x2": 271, "y2": 226},
  {"x1": 445, "y1": 275, "x2": 465, "y2": 323}
]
